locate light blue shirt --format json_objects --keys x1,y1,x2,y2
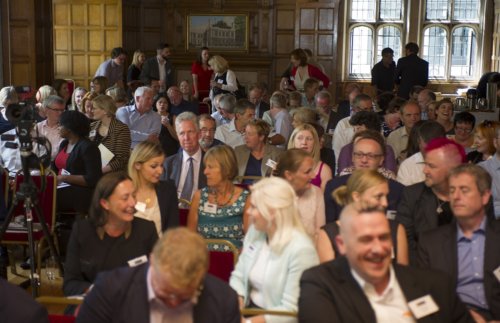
[
  {"x1": 116, "y1": 105, "x2": 161, "y2": 148},
  {"x1": 456, "y1": 217, "x2": 488, "y2": 310},
  {"x1": 479, "y1": 156, "x2": 500, "y2": 219}
]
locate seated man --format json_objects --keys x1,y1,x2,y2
[
  {"x1": 167, "y1": 86, "x2": 198, "y2": 116},
  {"x1": 77, "y1": 227, "x2": 240, "y2": 323},
  {"x1": 300, "y1": 78, "x2": 321, "y2": 108},
  {"x1": 417, "y1": 164, "x2": 500, "y2": 322},
  {"x1": 198, "y1": 114, "x2": 223, "y2": 152},
  {"x1": 116, "y1": 86, "x2": 160, "y2": 149},
  {"x1": 298, "y1": 205, "x2": 471, "y2": 323},
  {"x1": 324, "y1": 130, "x2": 403, "y2": 223},
  {"x1": 387, "y1": 101, "x2": 421, "y2": 161},
  {"x1": 215, "y1": 99, "x2": 256, "y2": 148},
  {"x1": 397, "y1": 138, "x2": 465, "y2": 263},
  {"x1": 269, "y1": 92, "x2": 292, "y2": 148},
  {"x1": 0, "y1": 278, "x2": 49, "y2": 322}
]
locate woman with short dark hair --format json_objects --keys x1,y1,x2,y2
[{"x1": 53, "y1": 110, "x2": 102, "y2": 213}]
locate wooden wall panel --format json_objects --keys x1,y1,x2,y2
[{"x1": 53, "y1": 0, "x2": 122, "y2": 88}]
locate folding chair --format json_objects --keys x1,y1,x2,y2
[
  {"x1": 1, "y1": 171, "x2": 57, "y2": 280},
  {"x1": 205, "y1": 238, "x2": 239, "y2": 282}
]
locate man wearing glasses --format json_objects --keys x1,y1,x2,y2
[
  {"x1": 37, "y1": 95, "x2": 65, "y2": 160},
  {"x1": 324, "y1": 130, "x2": 404, "y2": 223},
  {"x1": 198, "y1": 114, "x2": 223, "y2": 152},
  {"x1": 77, "y1": 227, "x2": 240, "y2": 323}
]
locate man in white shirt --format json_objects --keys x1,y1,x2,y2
[
  {"x1": 387, "y1": 101, "x2": 421, "y2": 161},
  {"x1": 299, "y1": 205, "x2": 472, "y2": 322},
  {"x1": 269, "y1": 92, "x2": 292, "y2": 148},
  {"x1": 215, "y1": 99, "x2": 255, "y2": 148},
  {"x1": 37, "y1": 95, "x2": 64, "y2": 160},
  {"x1": 332, "y1": 94, "x2": 373, "y2": 167}
]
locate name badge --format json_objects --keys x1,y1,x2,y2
[
  {"x1": 203, "y1": 202, "x2": 217, "y2": 214},
  {"x1": 328, "y1": 128, "x2": 335, "y2": 135},
  {"x1": 89, "y1": 130, "x2": 96, "y2": 138},
  {"x1": 386, "y1": 210, "x2": 397, "y2": 220},
  {"x1": 217, "y1": 79, "x2": 224, "y2": 84},
  {"x1": 265, "y1": 159, "x2": 277, "y2": 170},
  {"x1": 128, "y1": 255, "x2": 148, "y2": 267},
  {"x1": 494, "y1": 266, "x2": 500, "y2": 282},
  {"x1": 290, "y1": 76, "x2": 295, "y2": 81},
  {"x1": 408, "y1": 295, "x2": 439, "y2": 319},
  {"x1": 135, "y1": 201, "x2": 146, "y2": 213}
]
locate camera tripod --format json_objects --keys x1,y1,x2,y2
[{"x1": 0, "y1": 157, "x2": 62, "y2": 297}]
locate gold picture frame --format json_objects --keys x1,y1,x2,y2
[{"x1": 187, "y1": 14, "x2": 249, "y2": 52}]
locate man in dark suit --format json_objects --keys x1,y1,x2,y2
[
  {"x1": 140, "y1": 43, "x2": 174, "y2": 93},
  {"x1": 0, "y1": 278, "x2": 49, "y2": 323},
  {"x1": 417, "y1": 164, "x2": 500, "y2": 321},
  {"x1": 167, "y1": 86, "x2": 199, "y2": 116},
  {"x1": 395, "y1": 42, "x2": 429, "y2": 99},
  {"x1": 76, "y1": 227, "x2": 240, "y2": 323},
  {"x1": 397, "y1": 138, "x2": 466, "y2": 263},
  {"x1": 336, "y1": 83, "x2": 361, "y2": 119},
  {"x1": 247, "y1": 83, "x2": 270, "y2": 119},
  {"x1": 162, "y1": 111, "x2": 207, "y2": 202},
  {"x1": 298, "y1": 205, "x2": 472, "y2": 323}
]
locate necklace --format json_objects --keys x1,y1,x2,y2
[
  {"x1": 209, "y1": 185, "x2": 236, "y2": 207},
  {"x1": 436, "y1": 197, "x2": 446, "y2": 214}
]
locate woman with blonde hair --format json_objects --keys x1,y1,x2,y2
[
  {"x1": 208, "y1": 55, "x2": 238, "y2": 102},
  {"x1": 230, "y1": 177, "x2": 319, "y2": 322},
  {"x1": 316, "y1": 169, "x2": 408, "y2": 265},
  {"x1": 81, "y1": 91, "x2": 99, "y2": 120},
  {"x1": 187, "y1": 145, "x2": 250, "y2": 249},
  {"x1": 128, "y1": 141, "x2": 179, "y2": 236},
  {"x1": 274, "y1": 148, "x2": 325, "y2": 241},
  {"x1": 70, "y1": 87, "x2": 87, "y2": 111},
  {"x1": 288, "y1": 123, "x2": 332, "y2": 191},
  {"x1": 89, "y1": 95, "x2": 131, "y2": 173},
  {"x1": 127, "y1": 49, "x2": 146, "y2": 92}
]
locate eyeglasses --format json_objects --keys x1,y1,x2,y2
[
  {"x1": 46, "y1": 106, "x2": 65, "y2": 113},
  {"x1": 353, "y1": 152, "x2": 383, "y2": 160},
  {"x1": 200, "y1": 128, "x2": 216, "y2": 134},
  {"x1": 454, "y1": 126, "x2": 473, "y2": 134}
]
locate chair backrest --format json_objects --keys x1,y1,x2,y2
[
  {"x1": 37, "y1": 296, "x2": 82, "y2": 323},
  {"x1": 198, "y1": 103, "x2": 210, "y2": 115},
  {"x1": 65, "y1": 79, "x2": 75, "y2": 100},
  {"x1": 178, "y1": 198, "x2": 191, "y2": 226},
  {"x1": 205, "y1": 238, "x2": 239, "y2": 282},
  {"x1": 12, "y1": 171, "x2": 57, "y2": 231},
  {"x1": 0, "y1": 166, "x2": 8, "y2": 208}
]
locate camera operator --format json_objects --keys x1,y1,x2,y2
[{"x1": 0, "y1": 86, "x2": 19, "y2": 134}]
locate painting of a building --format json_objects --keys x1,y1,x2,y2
[{"x1": 188, "y1": 15, "x2": 247, "y2": 50}]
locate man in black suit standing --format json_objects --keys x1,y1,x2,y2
[
  {"x1": 298, "y1": 205, "x2": 472, "y2": 323},
  {"x1": 76, "y1": 227, "x2": 241, "y2": 323},
  {"x1": 417, "y1": 164, "x2": 500, "y2": 322},
  {"x1": 162, "y1": 111, "x2": 207, "y2": 202},
  {"x1": 395, "y1": 42, "x2": 429, "y2": 99},
  {"x1": 140, "y1": 43, "x2": 174, "y2": 93}
]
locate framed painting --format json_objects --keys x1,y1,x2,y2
[{"x1": 187, "y1": 14, "x2": 249, "y2": 51}]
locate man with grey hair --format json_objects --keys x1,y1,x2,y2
[
  {"x1": 168, "y1": 86, "x2": 198, "y2": 116},
  {"x1": 116, "y1": 86, "x2": 160, "y2": 148},
  {"x1": 215, "y1": 99, "x2": 256, "y2": 148},
  {"x1": 0, "y1": 86, "x2": 19, "y2": 134},
  {"x1": 210, "y1": 93, "x2": 229, "y2": 126},
  {"x1": 216, "y1": 94, "x2": 236, "y2": 125},
  {"x1": 269, "y1": 92, "x2": 292, "y2": 147},
  {"x1": 38, "y1": 95, "x2": 65, "y2": 160},
  {"x1": 198, "y1": 114, "x2": 223, "y2": 152},
  {"x1": 417, "y1": 89, "x2": 436, "y2": 120},
  {"x1": 162, "y1": 112, "x2": 206, "y2": 202}
]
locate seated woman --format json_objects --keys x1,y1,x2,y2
[
  {"x1": 234, "y1": 119, "x2": 283, "y2": 184},
  {"x1": 274, "y1": 149, "x2": 325, "y2": 241},
  {"x1": 230, "y1": 177, "x2": 319, "y2": 322},
  {"x1": 70, "y1": 87, "x2": 87, "y2": 112},
  {"x1": 154, "y1": 93, "x2": 179, "y2": 157},
  {"x1": 128, "y1": 141, "x2": 179, "y2": 236},
  {"x1": 467, "y1": 120, "x2": 499, "y2": 163},
  {"x1": 53, "y1": 110, "x2": 102, "y2": 214},
  {"x1": 288, "y1": 123, "x2": 332, "y2": 191},
  {"x1": 187, "y1": 145, "x2": 250, "y2": 250},
  {"x1": 80, "y1": 91, "x2": 99, "y2": 120},
  {"x1": 316, "y1": 169, "x2": 408, "y2": 265},
  {"x1": 89, "y1": 95, "x2": 131, "y2": 173},
  {"x1": 435, "y1": 98, "x2": 455, "y2": 135},
  {"x1": 63, "y1": 172, "x2": 158, "y2": 296}
]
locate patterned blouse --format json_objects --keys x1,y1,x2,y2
[
  {"x1": 339, "y1": 166, "x2": 397, "y2": 181},
  {"x1": 197, "y1": 187, "x2": 249, "y2": 250}
]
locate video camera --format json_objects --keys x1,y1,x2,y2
[{"x1": 0, "y1": 86, "x2": 51, "y2": 170}]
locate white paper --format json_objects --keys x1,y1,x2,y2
[
  {"x1": 98, "y1": 144, "x2": 115, "y2": 168},
  {"x1": 57, "y1": 169, "x2": 71, "y2": 189}
]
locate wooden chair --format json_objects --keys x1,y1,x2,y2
[
  {"x1": 178, "y1": 198, "x2": 191, "y2": 226},
  {"x1": 241, "y1": 308, "x2": 297, "y2": 318},
  {"x1": 37, "y1": 296, "x2": 82, "y2": 323},
  {"x1": 205, "y1": 238, "x2": 239, "y2": 282},
  {"x1": 234, "y1": 176, "x2": 263, "y2": 189},
  {"x1": 1, "y1": 171, "x2": 57, "y2": 279}
]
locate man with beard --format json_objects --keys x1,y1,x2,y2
[
  {"x1": 197, "y1": 114, "x2": 223, "y2": 152},
  {"x1": 140, "y1": 43, "x2": 175, "y2": 93}
]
